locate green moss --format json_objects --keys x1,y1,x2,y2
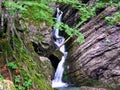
[
  {"x1": 12, "y1": 37, "x2": 52, "y2": 90},
  {"x1": 0, "y1": 36, "x2": 53, "y2": 90},
  {"x1": 79, "y1": 79, "x2": 104, "y2": 87},
  {"x1": 105, "y1": 12, "x2": 120, "y2": 25}
]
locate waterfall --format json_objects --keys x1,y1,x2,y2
[{"x1": 52, "y1": 7, "x2": 68, "y2": 88}]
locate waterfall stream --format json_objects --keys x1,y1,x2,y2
[{"x1": 52, "y1": 7, "x2": 68, "y2": 88}]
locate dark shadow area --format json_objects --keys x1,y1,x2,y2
[
  {"x1": 32, "y1": 42, "x2": 48, "y2": 56},
  {"x1": 96, "y1": 8, "x2": 105, "y2": 15},
  {"x1": 81, "y1": 0, "x2": 89, "y2": 3},
  {"x1": 49, "y1": 54, "x2": 60, "y2": 71},
  {"x1": 32, "y1": 42, "x2": 40, "y2": 54}
]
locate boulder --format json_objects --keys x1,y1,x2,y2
[
  {"x1": 40, "y1": 56, "x2": 54, "y2": 83},
  {"x1": 27, "y1": 22, "x2": 53, "y2": 56},
  {"x1": 0, "y1": 80, "x2": 15, "y2": 90}
]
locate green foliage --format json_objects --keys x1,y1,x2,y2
[
  {"x1": 0, "y1": 39, "x2": 13, "y2": 57},
  {"x1": 7, "y1": 62, "x2": 18, "y2": 70},
  {"x1": 0, "y1": 75, "x2": 4, "y2": 81},
  {"x1": 51, "y1": 0, "x2": 79, "y2": 5},
  {"x1": 23, "y1": 79, "x2": 32, "y2": 89},
  {"x1": 4, "y1": 0, "x2": 85, "y2": 43},
  {"x1": 4, "y1": 1, "x2": 26, "y2": 15},
  {"x1": 53, "y1": 19, "x2": 85, "y2": 43},
  {"x1": 12, "y1": 37, "x2": 52, "y2": 90},
  {"x1": 105, "y1": 16, "x2": 112, "y2": 22},
  {"x1": 4, "y1": 1, "x2": 53, "y2": 25},
  {"x1": 75, "y1": 2, "x2": 106, "y2": 28},
  {"x1": 4, "y1": 0, "x2": 120, "y2": 43},
  {"x1": 111, "y1": 12, "x2": 120, "y2": 24},
  {"x1": 14, "y1": 76, "x2": 20, "y2": 83},
  {"x1": 61, "y1": 23, "x2": 85, "y2": 43},
  {"x1": 14, "y1": 69, "x2": 32, "y2": 90},
  {"x1": 73, "y1": 0, "x2": 120, "y2": 28},
  {"x1": 100, "y1": 0, "x2": 119, "y2": 3},
  {"x1": 105, "y1": 12, "x2": 120, "y2": 24},
  {"x1": 21, "y1": 1, "x2": 53, "y2": 25}
]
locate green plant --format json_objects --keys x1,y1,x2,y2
[
  {"x1": 74, "y1": 1, "x2": 106, "y2": 28},
  {"x1": 14, "y1": 69, "x2": 32, "y2": 89},
  {"x1": 0, "y1": 75, "x2": 4, "y2": 81},
  {"x1": 51, "y1": 0, "x2": 79, "y2": 5},
  {"x1": 61, "y1": 23, "x2": 85, "y2": 43},
  {"x1": 4, "y1": 0, "x2": 53, "y2": 25},
  {"x1": 4, "y1": 0, "x2": 85, "y2": 43},
  {"x1": 7, "y1": 62, "x2": 18, "y2": 69},
  {"x1": 23, "y1": 79, "x2": 32, "y2": 89},
  {"x1": 14, "y1": 76, "x2": 20, "y2": 83},
  {"x1": 105, "y1": 12, "x2": 120, "y2": 24}
]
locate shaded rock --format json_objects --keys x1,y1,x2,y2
[
  {"x1": 80, "y1": 86, "x2": 108, "y2": 90},
  {"x1": 0, "y1": 80, "x2": 15, "y2": 90},
  {"x1": 40, "y1": 56, "x2": 54, "y2": 83},
  {"x1": 27, "y1": 22, "x2": 53, "y2": 56},
  {"x1": 63, "y1": 6, "x2": 120, "y2": 87},
  {"x1": 51, "y1": 50, "x2": 63, "y2": 60}
]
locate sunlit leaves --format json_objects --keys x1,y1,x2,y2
[
  {"x1": 7, "y1": 62, "x2": 18, "y2": 69},
  {"x1": 4, "y1": 1, "x2": 54, "y2": 25},
  {"x1": 53, "y1": 21, "x2": 85, "y2": 43},
  {"x1": 105, "y1": 12, "x2": 120, "y2": 24},
  {"x1": 5, "y1": 1, "x2": 26, "y2": 15}
]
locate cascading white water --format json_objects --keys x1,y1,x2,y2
[{"x1": 52, "y1": 7, "x2": 68, "y2": 88}]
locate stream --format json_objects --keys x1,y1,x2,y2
[
  {"x1": 52, "y1": 7, "x2": 68, "y2": 88},
  {"x1": 58, "y1": 87, "x2": 81, "y2": 90}
]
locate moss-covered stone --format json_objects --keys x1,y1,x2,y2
[
  {"x1": 0, "y1": 37, "x2": 53, "y2": 90},
  {"x1": 0, "y1": 80, "x2": 15, "y2": 90}
]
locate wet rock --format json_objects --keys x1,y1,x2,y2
[
  {"x1": 0, "y1": 80, "x2": 15, "y2": 90},
  {"x1": 80, "y1": 86, "x2": 108, "y2": 90}
]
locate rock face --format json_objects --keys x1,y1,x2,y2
[
  {"x1": 0, "y1": 80, "x2": 15, "y2": 90},
  {"x1": 40, "y1": 56, "x2": 54, "y2": 82},
  {"x1": 63, "y1": 6, "x2": 120, "y2": 87},
  {"x1": 28, "y1": 23, "x2": 53, "y2": 56},
  {"x1": 80, "y1": 86, "x2": 108, "y2": 90}
]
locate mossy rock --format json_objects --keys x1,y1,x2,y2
[
  {"x1": 52, "y1": 50, "x2": 63, "y2": 60},
  {"x1": 0, "y1": 80, "x2": 15, "y2": 90}
]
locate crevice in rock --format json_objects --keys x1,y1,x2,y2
[
  {"x1": 49, "y1": 54, "x2": 60, "y2": 71},
  {"x1": 32, "y1": 42, "x2": 42, "y2": 55},
  {"x1": 96, "y1": 8, "x2": 106, "y2": 15}
]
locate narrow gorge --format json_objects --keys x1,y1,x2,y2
[{"x1": 0, "y1": 0, "x2": 120, "y2": 90}]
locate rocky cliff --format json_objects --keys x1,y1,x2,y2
[
  {"x1": 60, "y1": 2, "x2": 120, "y2": 89},
  {"x1": 0, "y1": 1, "x2": 54, "y2": 89},
  {"x1": 1, "y1": 0, "x2": 120, "y2": 90}
]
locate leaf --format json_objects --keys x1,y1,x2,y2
[
  {"x1": 105, "y1": 16, "x2": 112, "y2": 22},
  {"x1": 7, "y1": 62, "x2": 18, "y2": 69}
]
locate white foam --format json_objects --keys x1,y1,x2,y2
[
  {"x1": 52, "y1": 7, "x2": 68, "y2": 88},
  {"x1": 52, "y1": 81, "x2": 68, "y2": 88}
]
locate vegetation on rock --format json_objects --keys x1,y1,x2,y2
[{"x1": 0, "y1": 0, "x2": 120, "y2": 90}]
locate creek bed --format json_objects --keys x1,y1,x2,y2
[{"x1": 57, "y1": 87, "x2": 81, "y2": 90}]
